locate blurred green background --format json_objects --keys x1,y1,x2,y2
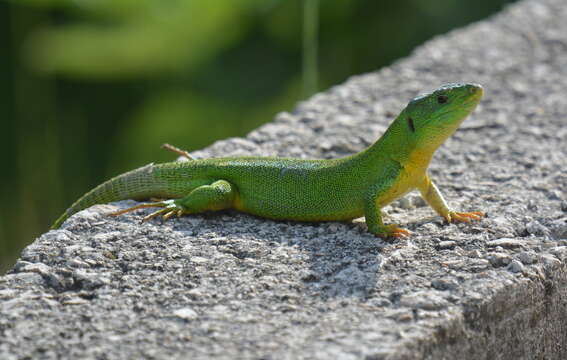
[{"x1": 1, "y1": 0, "x2": 515, "y2": 274}]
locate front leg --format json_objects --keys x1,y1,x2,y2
[
  {"x1": 418, "y1": 175, "x2": 483, "y2": 223},
  {"x1": 364, "y1": 184, "x2": 411, "y2": 239}
]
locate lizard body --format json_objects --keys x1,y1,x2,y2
[{"x1": 52, "y1": 83, "x2": 484, "y2": 238}]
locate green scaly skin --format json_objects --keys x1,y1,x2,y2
[{"x1": 52, "y1": 83, "x2": 484, "y2": 238}]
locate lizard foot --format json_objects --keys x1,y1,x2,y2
[
  {"x1": 110, "y1": 200, "x2": 185, "y2": 223},
  {"x1": 447, "y1": 211, "x2": 484, "y2": 223},
  {"x1": 374, "y1": 224, "x2": 412, "y2": 239}
]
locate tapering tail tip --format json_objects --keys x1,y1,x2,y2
[
  {"x1": 48, "y1": 162, "x2": 160, "y2": 230},
  {"x1": 51, "y1": 212, "x2": 69, "y2": 229}
]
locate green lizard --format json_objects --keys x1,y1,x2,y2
[{"x1": 52, "y1": 83, "x2": 484, "y2": 238}]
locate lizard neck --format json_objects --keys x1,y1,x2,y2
[{"x1": 351, "y1": 126, "x2": 435, "y2": 179}]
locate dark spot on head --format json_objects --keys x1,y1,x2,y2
[
  {"x1": 407, "y1": 117, "x2": 415, "y2": 132},
  {"x1": 437, "y1": 94, "x2": 448, "y2": 104}
]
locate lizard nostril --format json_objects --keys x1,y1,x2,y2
[{"x1": 468, "y1": 84, "x2": 483, "y2": 95}]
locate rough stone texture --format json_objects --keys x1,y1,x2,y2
[{"x1": 1, "y1": 0, "x2": 567, "y2": 358}]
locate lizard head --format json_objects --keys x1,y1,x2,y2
[{"x1": 390, "y1": 83, "x2": 483, "y2": 164}]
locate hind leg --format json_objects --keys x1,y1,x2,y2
[{"x1": 111, "y1": 180, "x2": 237, "y2": 223}]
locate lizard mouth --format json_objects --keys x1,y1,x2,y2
[
  {"x1": 443, "y1": 85, "x2": 483, "y2": 120},
  {"x1": 465, "y1": 85, "x2": 483, "y2": 105}
]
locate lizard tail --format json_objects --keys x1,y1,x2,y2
[{"x1": 51, "y1": 163, "x2": 165, "y2": 229}]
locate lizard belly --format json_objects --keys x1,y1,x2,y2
[
  {"x1": 232, "y1": 178, "x2": 364, "y2": 221},
  {"x1": 234, "y1": 189, "x2": 364, "y2": 221}
]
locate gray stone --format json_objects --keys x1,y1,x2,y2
[
  {"x1": 396, "y1": 197, "x2": 413, "y2": 210},
  {"x1": 549, "y1": 220, "x2": 567, "y2": 240},
  {"x1": 538, "y1": 254, "x2": 561, "y2": 268},
  {"x1": 14, "y1": 261, "x2": 51, "y2": 275},
  {"x1": 487, "y1": 252, "x2": 512, "y2": 267},
  {"x1": 431, "y1": 278, "x2": 459, "y2": 291},
  {"x1": 410, "y1": 195, "x2": 427, "y2": 208},
  {"x1": 436, "y1": 241, "x2": 457, "y2": 250},
  {"x1": 525, "y1": 220, "x2": 549, "y2": 236},
  {"x1": 549, "y1": 246, "x2": 567, "y2": 262},
  {"x1": 172, "y1": 308, "x2": 199, "y2": 321},
  {"x1": 517, "y1": 251, "x2": 537, "y2": 265},
  {"x1": 486, "y1": 238, "x2": 527, "y2": 249},
  {"x1": 508, "y1": 260, "x2": 525, "y2": 273},
  {"x1": 399, "y1": 291, "x2": 450, "y2": 311}
]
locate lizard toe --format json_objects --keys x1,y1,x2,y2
[{"x1": 449, "y1": 211, "x2": 484, "y2": 223}]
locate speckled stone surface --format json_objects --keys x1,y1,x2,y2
[{"x1": 1, "y1": 0, "x2": 566, "y2": 358}]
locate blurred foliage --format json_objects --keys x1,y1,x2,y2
[{"x1": 0, "y1": 0, "x2": 515, "y2": 273}]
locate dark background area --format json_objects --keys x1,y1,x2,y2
[{"x1": 0, "y1": 0, "x2": 515, "y2": 273}]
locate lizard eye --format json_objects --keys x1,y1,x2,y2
[
  {"x1": 437, "y1": 95, "x2": 448, "y2": 104},
  {"x1": 407, "y1": 117, "x2": 416, "y2": 132}
]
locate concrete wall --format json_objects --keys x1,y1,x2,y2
[{"x1": 1, "y1": 0, "x2": 566, "y2": 358}]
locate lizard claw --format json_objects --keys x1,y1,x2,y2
[
  {"x1": 160, "y1": 209, "x2": 184, "y2": 222},
  {"x1": 141, "y1": 208, "x2": 171, "y2": 222},
  {"x1": 140, "y1": 200, "x2": 186, "y2": 223},
  {"x1": 110, "y1": 199, "x2": 186, "y2": 223},
  {"x1": 448, "y1": 211, "x2": 484, "y2": 223},
  {"x1": 109, "y1": 202, "x2": 167, "y2": 217},
  {"x1": 374, "y1": 224, "x2": 412, "y2": 239},
  {"x1": 390, "y1": 227, "x2": 412, "y2": 238}
]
